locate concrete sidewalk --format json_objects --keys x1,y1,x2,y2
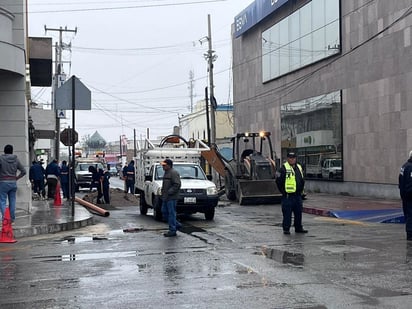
[
  {"x1": 10, "y1": 198, "x2": 94, "y2": 239},
  {"x1": 2, "y1": 192, "x2": 405, "y2": 240}
]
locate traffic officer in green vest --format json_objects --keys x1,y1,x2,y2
[{"x1": 276, "y1": 150, "x2": 308, "y2": 235}]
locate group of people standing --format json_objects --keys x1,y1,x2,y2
[
  {"x1": 29, "y1": 158, "x2": 73, "y2": 201},
  {"x1": 3, "y1": 140, "x2": 412, "y2": 243},
  {"x1": 29, "y1": 159, "x2": 113, "y2": 205}
]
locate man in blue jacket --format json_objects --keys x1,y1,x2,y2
[
  {"x1": 60, "y1": 160, "x2": 69, "y2": 200},
  {"x1": 124, "y1": 160, "x2": 135, "y2": 194},
  {"x1": 399, "y1": 150, "x2": 412, "y2": 241},
  {"x1": 45, "y1": 159, "x2": 60, "y2": 199},
  {"x1": 29, "y1": 161, "x2": 45, "y2": 199}
]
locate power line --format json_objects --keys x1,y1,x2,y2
[
  {"x1": 29, "y1": 0, "x2": 226, "y2": 14},
  {"x1": 235, "y1": 3, "x2": 412, "y2": 109}
]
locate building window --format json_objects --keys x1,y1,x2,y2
[
  {"x1": 280, "y1": 90, "x2": 343, "y2": 181},
  {"x1": 262, "y1": 0, "x2": 340, "y2": 82}
]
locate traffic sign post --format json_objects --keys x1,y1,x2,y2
[
  {"x1": 56, "y1": 75, "x2": 91, "y2": 217},
  {"x1": 60, "y1": 128, "x2": 78, "y2": 146}
]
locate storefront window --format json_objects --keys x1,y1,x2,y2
[
  {"x1": 280, "y1": 91, "x2": 343, "y2": 181},
  {"x1": 262, "y1": 0, "x2": 340, "y2": 81}
]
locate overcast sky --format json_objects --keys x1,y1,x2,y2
[{"x1": 28, "y1": 0, "x2": 253, "y2": 144}]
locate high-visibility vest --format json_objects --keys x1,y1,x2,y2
[{"x1": 284, "y1": 162, "x2": 303, "y2": 193}]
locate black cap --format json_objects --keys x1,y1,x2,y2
[
  {"x1": 287, "y1": 151, "x2": 297, "y2": 158},
  {"x1": 161, "y1": 158, "x2": 173, "y2": 167}
]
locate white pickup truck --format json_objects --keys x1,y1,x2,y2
[
  {"x1": 140, "y1": 162, "x2": 218, "y2": 221},
  {"x1": 321, "y1": 158, "x2": 342, "y2": 179},
  {"x1": 135, "y1": 135, "x2": 219, "y2": 221}
]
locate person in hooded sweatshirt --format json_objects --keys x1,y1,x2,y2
[{"x1": 0, "y1": 144, "x2": 26, "y2": 222}]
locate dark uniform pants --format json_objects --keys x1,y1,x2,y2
[
  {"x1": 401, "y1": 196, "x2": 412, "y2": 237},
  {"x1": 47, "y1": 177, "x2": 58, "y2": 199},
  {"x1": 281, "y1": 194, "x2": 303, "y2": 231}
]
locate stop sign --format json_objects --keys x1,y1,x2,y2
[{"x1": 60, "y1": 128, "x2": 78, "y2": 146}]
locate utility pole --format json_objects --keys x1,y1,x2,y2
[
  {"x1": 203, "y1": 14, "x2": 217, "y2": 145},
  {"x1": 45, "y1": 26, "x2": 77, "y2": 160},
  {"x1": 207, "y1": 14, "x2": 216, "y2": 145},
  {"x1": 188, "y1": 70, "x2": 195, "y2": 113}
]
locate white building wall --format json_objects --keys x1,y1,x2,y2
[
  {"x1": 0, "y1": 0, "x2": 31, "y2": 214},
  {"x1": 180, "y1": 100, "x2": 234, "y2": 142}
]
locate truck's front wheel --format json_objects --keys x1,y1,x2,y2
[
  {"x1": 204, "y1": 207, "x2": 215, "y2": 220},
  {"x1": 153, "y1": 196, "x2": 163, "y2": 221},
  {"x1": 139, "y1": 191, "x2": 148, "y2": 215}
]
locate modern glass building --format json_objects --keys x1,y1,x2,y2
[{"x1": 232, "y1": 0, "x2": 412, "y2": 198}]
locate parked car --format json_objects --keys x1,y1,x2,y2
[
  {"x1": 74, "y1": 161, "x2": 105, "y2": 191},
  {"x1": 321, "y1": 158, "x2": 342, "y2": 179}
]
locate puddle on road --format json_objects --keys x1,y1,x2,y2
[
  {"x1": 370, "y1": 287, "x2": 411, "y2": 297},
  {"x1": 32, "y1": 250, "x2": 139, "y2": 262},
  {"x1": 32, "y1": 246, "x2": 208, "y2": 263},
  {"x1": 257, "y1": 246, "x2": 305, "y2": 266},
  {"x1": 235, "y1": 264, "x2": 255, "y2": 274},
  {"x1": 59, "y1": 235, "x2": 109, "y2": 243},
  {"x1": 121, "y1": 225, "x2": 207, "y2": 236},
  {"x1": 178, "y1": 225, "x2": 206, "y2": 234}
]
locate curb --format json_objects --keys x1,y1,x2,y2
[
  {"x1": 13, "y1": 216, "x2": 95, "y2": 238},
  {"x1": 303, "y1": 206, "x2": 331, "y2": 217}
]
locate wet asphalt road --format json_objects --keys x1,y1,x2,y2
[{"x1": 1, "y1": 197, "x2": 412, "y2": 309}]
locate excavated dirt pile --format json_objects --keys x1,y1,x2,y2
[{"x1": 82, "y1": 188, "x2": 139, "y2": 210}]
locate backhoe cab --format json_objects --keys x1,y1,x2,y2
[{"x1": 202, "y1": 131, "x2": 282, "y2": 205}]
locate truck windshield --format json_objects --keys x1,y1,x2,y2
[
  {"x1": 331, "y1": 160, "x2": 342, "y2": 167},
  {"x1": 76, "y1": 163, "x2": 104, "y2": 171},
  {"x1": 155, "y1": 164, "x2": 207, "y2": 180}
]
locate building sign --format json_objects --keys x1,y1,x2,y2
[
  {"x1": 57, "y1": 109, "x2": 66, "y2": 119},
  {"x1": 234, "y1": 0, "x2": 289, "y2": 38}
]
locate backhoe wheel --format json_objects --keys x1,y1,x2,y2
[
  {"x1": 225, "y1": 173, "x2": 237, "y2": 201},
  {"x1": 226, "y1": 187, "x2": 237, "y2": 201},
  {"x1": 153, "y1": 196, "x2": 163, "y2": 221}
]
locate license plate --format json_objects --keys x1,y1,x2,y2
[{"x1": 184, "y1": 197, "x2": 196, "y2": 204}]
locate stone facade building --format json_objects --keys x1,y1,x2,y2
[{"x1": 232, "y1": 0, "x2": 412, "y2": 198}]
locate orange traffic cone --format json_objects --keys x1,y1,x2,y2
[
  {"x1": 54, "y1": 182, "x2": 62, "y2": 206},
  {"x1": 0, "y1": 208, "x2": 17, "y2": 243}
]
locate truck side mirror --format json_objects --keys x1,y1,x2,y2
[
  {"x1": 206, "y1": 174, "x2": 213, "y2": 181},
  {"x1": 144, "y1": 175, "x2": 152, "y2": 182}
]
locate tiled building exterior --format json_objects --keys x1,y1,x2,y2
[{"x1": 232, "y1": 0, "x2": 412, "y2": 199}]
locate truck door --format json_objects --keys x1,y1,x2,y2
[
  {"x1": 144, "y1": 166, "x2": 154, "y2": 205},
  {"x1": 321, "y1": 160, "x2": 329, "y2": 178}
]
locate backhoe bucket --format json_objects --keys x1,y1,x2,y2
[{"x1": 238, "y1": 179, "x2": 281, "y2": 205}]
